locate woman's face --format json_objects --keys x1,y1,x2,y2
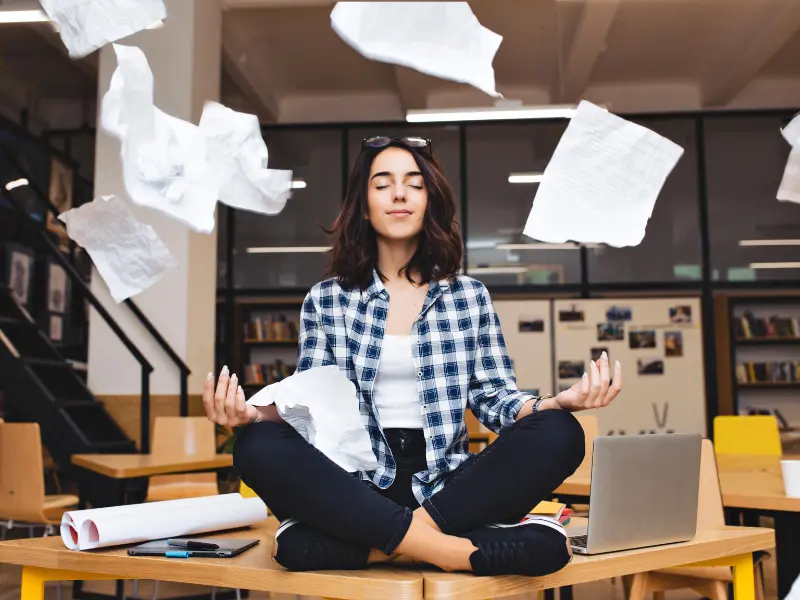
[{"x1": 366, "y1": 146, "x2": 428, "y2": 242}]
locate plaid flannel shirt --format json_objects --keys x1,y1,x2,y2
[{"x1": 296, "y1": 270, "x2": 533, "y2": 503}]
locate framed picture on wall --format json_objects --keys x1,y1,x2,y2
[
  {"x1": 49, "y1": 314, "x2": 64, "y2": 342},
  {"x1": 46, "y1": 156, "x2": 73, "y2": 241},
  {"x1": 4, "y1": 242, "x2": 35, "y2": 306},
  {"x1": 46, "y1": 259, "x2": 70, "y2": 315}
]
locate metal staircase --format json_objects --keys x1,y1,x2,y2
[{"x1": 0, "y1": 286, "x2": 135, "y2": 472}]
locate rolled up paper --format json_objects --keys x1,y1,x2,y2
[{"x1": 61, "y1": 493, "x2": 267, "y2": 551}]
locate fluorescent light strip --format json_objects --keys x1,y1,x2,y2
[
  {"x1": 468, "y1": 266, "x2": 529, "y2": 274},
  {"x1": 407, "y1": 105, "x2": 577, "y2": 123},
  {"x1": 749, "y1": 262, "x2": 800, "y2": 269},
  {"x1": 247, "y1": 246, "x2": 330, "y2": 254},
  {"x1": 508, "y1": 173, "x2": 544, "y2": 184},
  {"x1": 496, "y1": 243, "x2": 598, "y2": 250},
  {"x1": 739, "y1": 239, "x2": 800, "y2": 247},
  {"x1": 4, "y1": 178, "x2": 29, "y2": 191},
  {"x1": 0, "y1": 10, "x2": 49, "y2": 23},
  {"x1": 291, "y1": 179, "x2": 307, "y2": 190}
]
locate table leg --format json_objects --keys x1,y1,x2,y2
[
  {"x1": 20, "y1": 567, "x2": 128, "y2": 600},
  {"x1": 730, "y1": 553, "x2": 755, "y2": 600},
  {"x1": 774, "y1": 512, "x2": 800, "y2": 599}
]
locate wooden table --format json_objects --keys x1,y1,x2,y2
[
  {"x1": 0, "y1": 519, "x2": 772, "y2": 600},
  {"x1": 555, "y1": 454, "x2": 800, "y2": 598},
  {"x1": 71, "y1": 454, "x2": 234, "y2": 508}
]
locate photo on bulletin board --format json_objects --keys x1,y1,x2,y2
[
  {"x1": 5, "y1": 243, "x2": 34, "y2": 306},
  {"x1": 637, "y1": 358, "x2": 664, "y2": 375},
  {"x1": 518, "y1": 317, "x2": 545, "y2": 333},
  {"x1": 597, "y1": 322, "x2": 624, "y2": 341},
  {"x1": 605, "y1": 305, "x2": 632, "y2": 322},
  {"x1": 629, "y1": 329, "x2": 657, "y2": 349},
  {"x1": 49, "y1": 314, "x2": 63, "y2": 342},
  {"x1": 558, "y1": 360, "x2": 585, "y2": 379},
  {"x1": 590, "y1": 347, "x2": 608, "y2": 362},
  {"x1": 665, "y1": 331, "x2": 683, "y2": 357},
  {"x1": 668, "y1": 305, "x2": 692, "y2": 324},
  {"x1": 558, "y1": 305, "x2": 584, "y2": 322}
]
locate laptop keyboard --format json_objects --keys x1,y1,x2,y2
[{"x1": 570, "y1": 534, "x2": 588, "y2": 549}]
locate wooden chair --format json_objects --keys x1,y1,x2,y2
[
  {"x1": 624, "y1": 439, "x2": 767, "y2": 600},
  {"x1": 713, "y1": 415, "x2": 782, "y2": 456},
  {"x1": 145, "y1": 417, "x2": 219, "y2": 502},
  {"x1": 575, "y1": 414, "x2": 598, "y2": 473},
  {"x1": 0, "y1": 422, "x2": 78, "y2": 537}
]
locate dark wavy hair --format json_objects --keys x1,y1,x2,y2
[{"x1": 326, "y1": 142, "x2": 463, "y2": 290}]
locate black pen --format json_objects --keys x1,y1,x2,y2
[{"x1": 167, "y1": 539, "x2": 220, "y2": 550}]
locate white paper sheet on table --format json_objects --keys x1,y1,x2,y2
[
  {"x1": 331, "y1": 2, "x2": 502, "y2": 97},
  {"x1": 199, "y1": 101, "x2": 293, "y2": 216},
  {"x1": 247, "y1": 365, "x2": 378, "y2": 473},
  {"x1": 101, "y1": 44, "x2": 218, "y2": 234},
  {"x1": 39, "y1": 0, "x2": 166, "y2": 59},
  {"x1": 523, "y1": 100, "x2": 685, "y2": 248},
  {"x1": 61, "y1": 494, "x2": 267, "y2": 551},
  {"x1": 59, "y1": 195, "x2": 177, "y2": 303}
]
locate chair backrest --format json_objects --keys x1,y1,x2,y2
[
  {"x1": 151, "y1": 417, "x2": 216, "y2": 458},
  {"x1": 697, "y1": 439, "x2": 725, "y2": 529},
  {"x1": 0, "y1": 422, "x2": 47, "y2": 522},
  {"x1": 713, "y1": 415, "x2": 782, "y2": 456},
  {"x1": 575, "y1": 414, "x2": 598, "y2": 472}
]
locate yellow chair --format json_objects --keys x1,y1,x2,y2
[
  {"x1": 713, "y1": 415, "x2": 782, "y2": 456},
  {"x1": 239, "y1": 481, "x2": 257, "y2": 498}
]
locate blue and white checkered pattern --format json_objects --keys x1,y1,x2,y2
[{"x1": 297, "y1": 270, "x2": 533, "y2": 503}]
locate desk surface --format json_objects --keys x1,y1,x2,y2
[
  {"x1": 0, "y1": 519, "x2": 772, "y2": 600},
  {"x1": 421, "y1": 524, "x2": 774, "y2": 600},
  {"x1": 556, "y1": 453, "x2": 800, "y2": 513},
  {"x1": 71, "y1": 454, "x2": 234, "y2": 479}
]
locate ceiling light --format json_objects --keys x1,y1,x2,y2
[
  {"x1": 0, "y1": 10, "x2": 49, "y2": 23},
  {"x1": 496, "y1": 242, "x2": 599, "y2": 250},
  {"x1": 4, "y1": 178, "x2": 29, "y2": 191},
  {"x1": 748, "y1": 262, "x2": 800, "y2": 269},
  {"x1": 406, "y1": 105, "x2": 577, "y2": 123},
  {"x1": 291, "y1": 179, "x2": 307, "y2": 190},
  {"x1": 468, "y1": 266, "x2": 529, "y2": 275},
  {"x1": 508, "y1": 173, "x2": 544, "y2": 184},
  {"x1": 246, "y1": 246, "x2": 330, "y2": 254},
  {"x1": 739, "y1": 239, "x2": 800, "y2": 247}
]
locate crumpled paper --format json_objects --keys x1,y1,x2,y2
[
  {"x1": 778, "y1": 113, "x2": 800, "y2": 204},
  {"x1": 101, "y1": 44, "x2": 218, "y2": 233},
  {"x1": 247, "y1": 365, "x2": 378, "y2": 474},
  {"x1": 199, "y1": 101, "x2": 293, "y2": 216},
  {"x1": 331, "y1": 2, "x2": 502, "y2": 97},
  {"x1": 59, "y1": 195, "x2": 177, "y2": 303},
  {"x1": 39, "y1": 0, "x2": 166, "y2": 59}
]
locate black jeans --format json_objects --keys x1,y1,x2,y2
[{"x1": 233, "y1": 408, "x2": 585, "y2": 556}]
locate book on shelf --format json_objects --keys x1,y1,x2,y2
[
  {"x1": 734, "y1": 311, "x2": 800, "y2": 339},
  {"x1": 735, "y1": 360, "x2": 800, "y2": 384},
  {"x1": 244, "y1": 314, "x2": 299, "y2": 342},
  {"x1": 244, "y1": 360, "x2": 296, "y2": 386}
]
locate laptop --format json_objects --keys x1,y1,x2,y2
[
  {"x1": 569, "y1": 433, "x2": 702, "y2": 555},
  {"x1": 128, "y1": 537, "x2": 259, "y2": 558}
]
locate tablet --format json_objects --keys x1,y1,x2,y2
[{"x1": 127, "y1": 537, "x2": 260, "y2": 558}]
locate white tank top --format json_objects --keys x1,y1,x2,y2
[{"x1": 373, "y1": 334, "x2": 424, "y2": 429}]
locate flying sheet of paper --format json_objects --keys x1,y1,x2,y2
[
  {"x1": 59, "y1": 195, "x2": 177, "y2": 303},
  {"x1": 781, "y1": 112, "x2": 800, "y2": 148},
  {"x1": 38, "y1": 0, "x2": 166, "y2": 59},
  {"x1": 101, "y1": 44, "x2": 218, "y2": 233},
  {"x1": 247, "y1": 365, "x2": 378, "y2": 473},
  {"x1": 61, "y1": 494, "x2": 267, "y2": 551},
  {"x1": 523, "y1": 101, "x2": 684, "y2": 247},
  {"x1": 331, "y1": 2, "x2": 502, "y2": 97},
  {"x1": 199, "y1": 101, "x2": 293, "y2": 216},
  {"x1": 778, "y1": 147, "x2": 800, "y2": 204}
]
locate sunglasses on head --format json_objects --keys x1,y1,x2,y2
[{"x1": 362, "y1": 136, "x2": 433, "y2": 156}]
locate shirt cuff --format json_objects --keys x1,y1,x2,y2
[{"x1": 502, "y1": 393, "x2": 534, "y2": 428}]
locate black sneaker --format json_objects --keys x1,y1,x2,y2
[
  {"x1": 465, "y1": 517, "x2": 572, "y2": 576},
  {"x1": 273, "y1": 519, "x2": 370, "y2": 571}
]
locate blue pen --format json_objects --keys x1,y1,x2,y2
[{"x1": 165, "y1": 551, "x2": 190, "y2": 558}]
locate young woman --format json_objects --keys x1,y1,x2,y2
[{"x1": 203, "y1": 136, "x2": 623, "y2": 576}]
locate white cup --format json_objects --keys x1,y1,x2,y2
[{"x1": 781, "y1": 459, "x2": 800, "y2": 498}]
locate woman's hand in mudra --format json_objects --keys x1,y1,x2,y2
[
  {"x1": 203, "y1": 366, "x2": 258, "y2": 427},
  {"x1": 555, "y1": 352, "x2": 622, "y2": 411}
]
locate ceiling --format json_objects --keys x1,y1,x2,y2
[{"x1": 1, "y1": 0, "x2": 800, "y2": 128}]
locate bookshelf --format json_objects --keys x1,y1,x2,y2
[
  {"x1": 234, "y1": 298, "x2": 304, "y2": 394},
  {"x1": 719, "y1": 293, "x2": 800, "y2": 429}
]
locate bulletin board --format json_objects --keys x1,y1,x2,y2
[
  {"x1": 494, "y1": 300, "x2": 553, "y2": 399},
  {"x1": 553, "y1": 298, "x2": 706, "y2": 436}
]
